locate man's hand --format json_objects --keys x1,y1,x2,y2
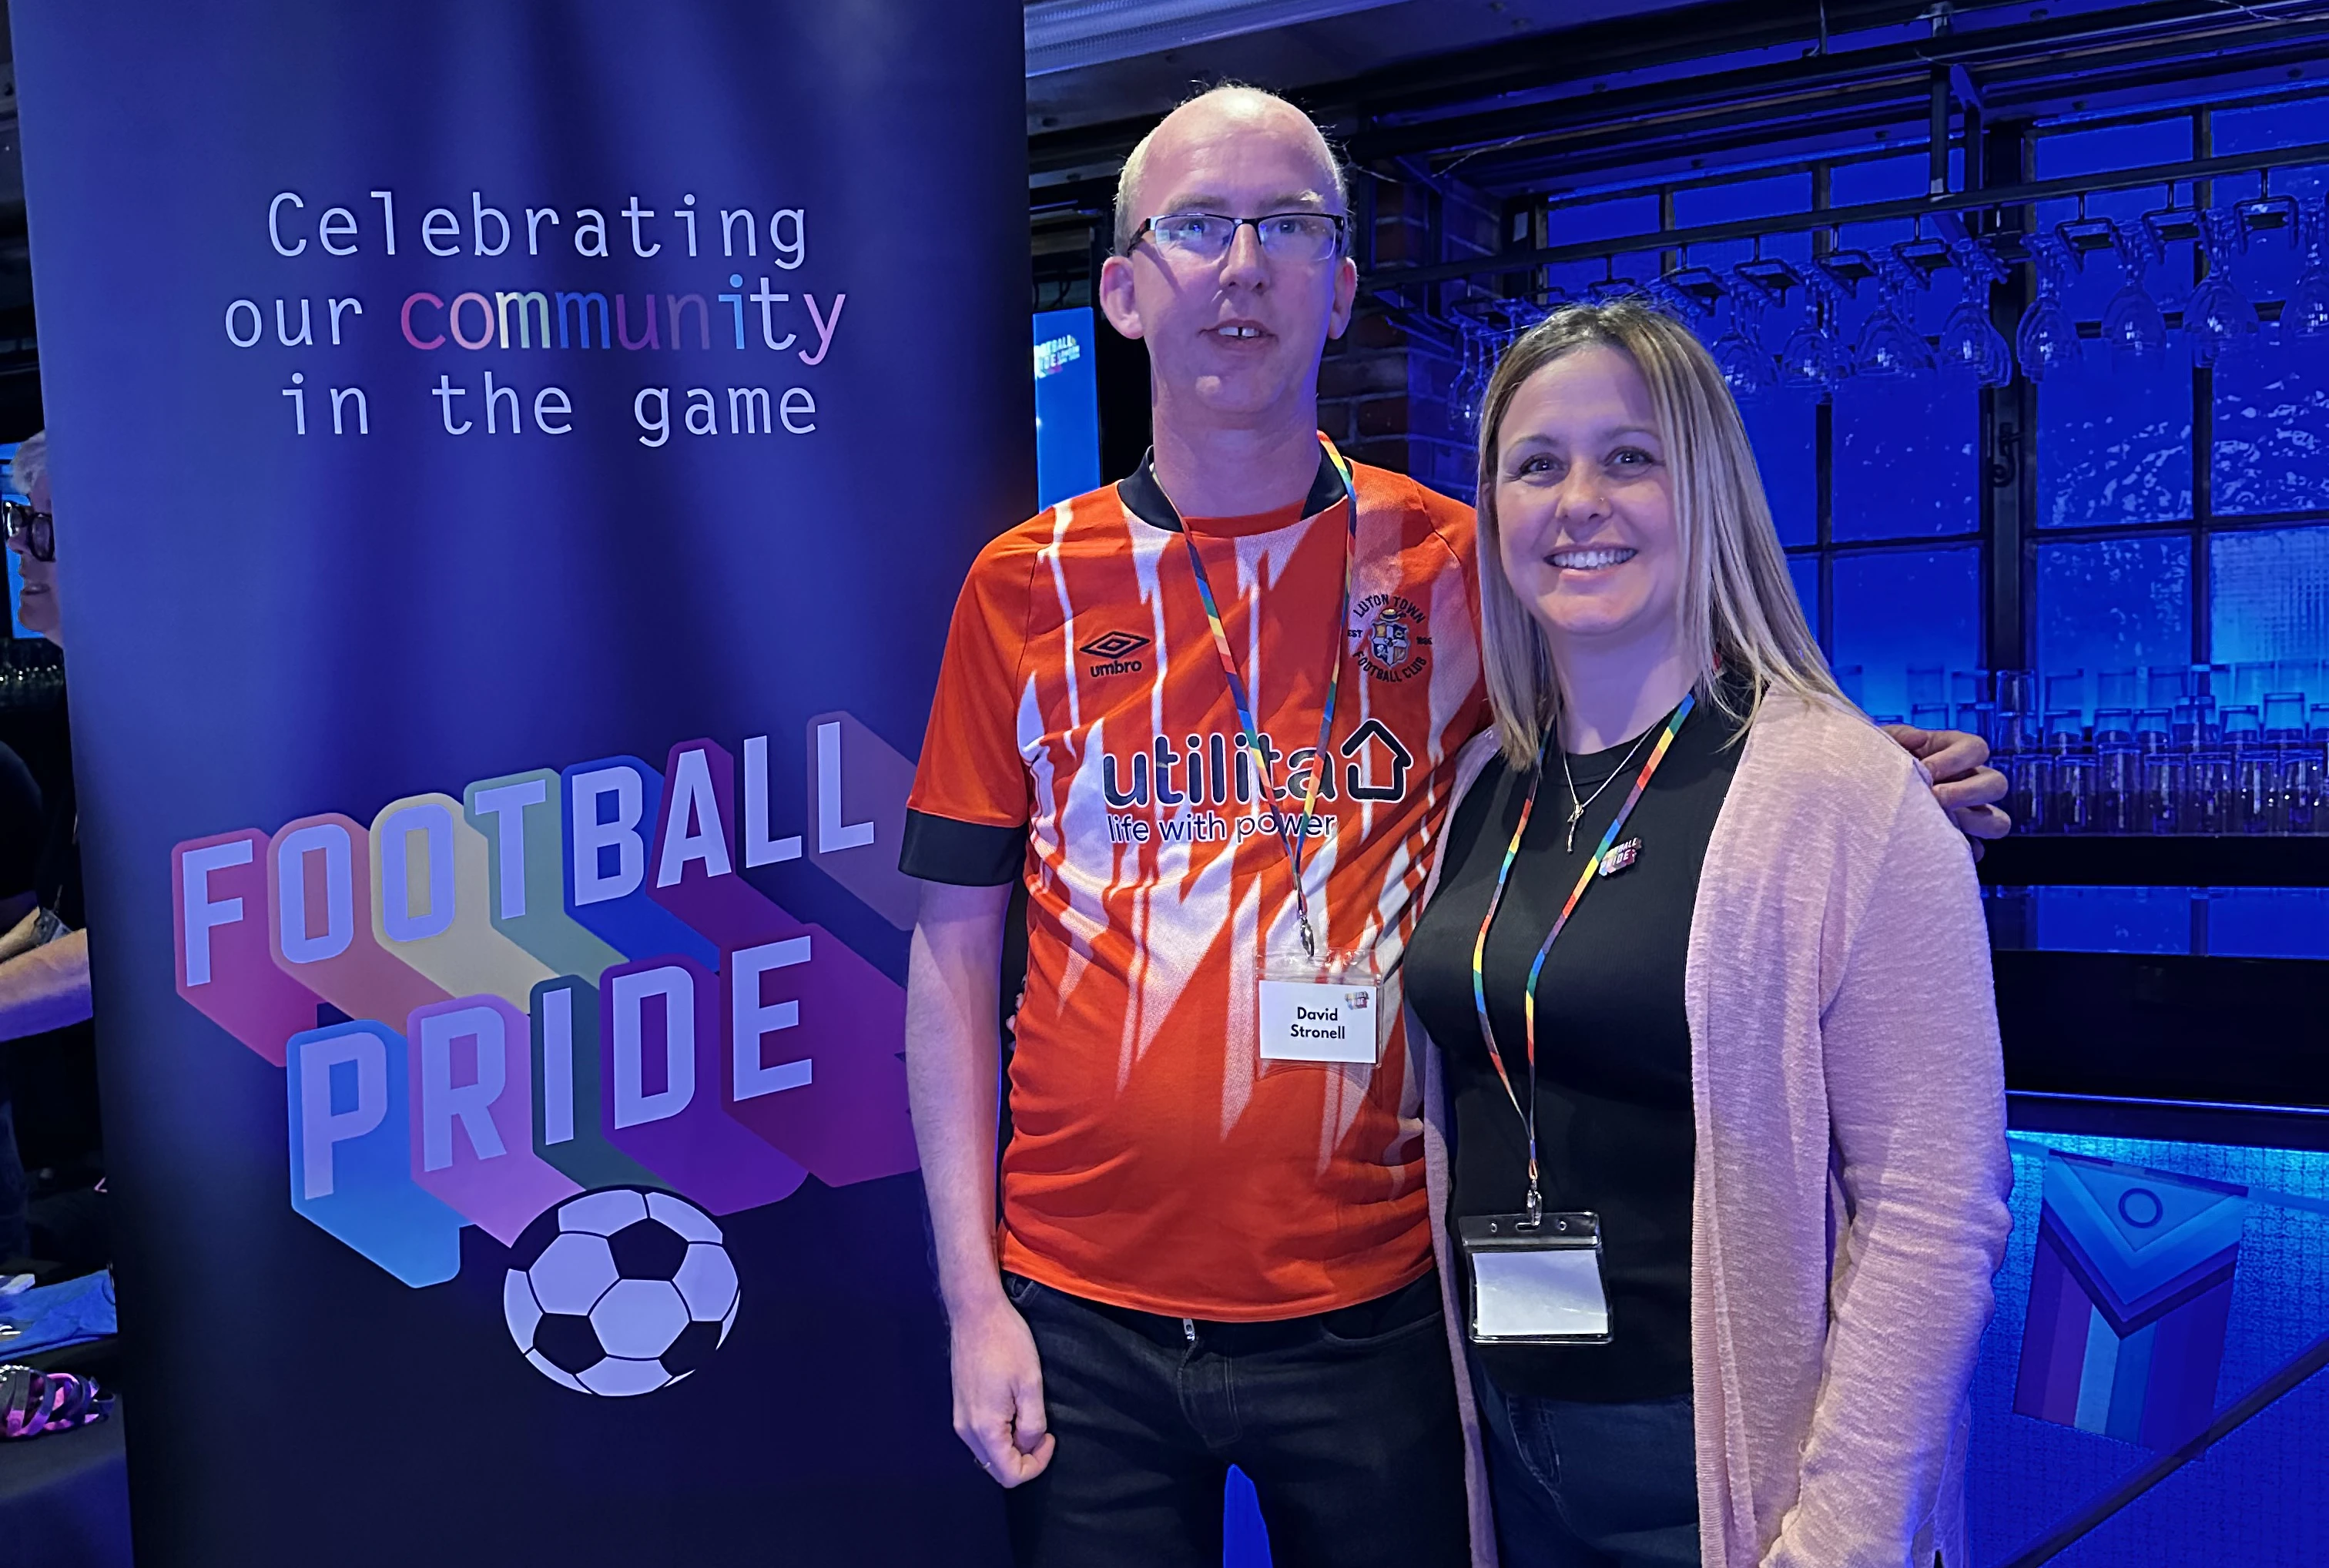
[
  {"x1": 1881, "y1": 724, "x2": 2011, "y2": 859},
  {"x1": 949, "y1": 1293, "x2": 1055, "y2": 1487}
]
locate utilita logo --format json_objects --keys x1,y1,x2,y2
[
  {"x1": 1079, "y1": 630, "x2": 1149, "y2": 677},
  {"x1": 169, "y1": 716, "x2": 922, "y2": 1395}
]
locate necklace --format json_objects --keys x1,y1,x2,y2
[{"x1": 1557, "y1": 724, "x2": 1658, "y2": 853}]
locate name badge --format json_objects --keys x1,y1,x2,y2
[
  {"x1": 1459, "y1": 1211, "x2": 1611, "y2": 1345},
  {"x1": 1258, "y1": 952, "x2": 1382, "y2": 1064}
]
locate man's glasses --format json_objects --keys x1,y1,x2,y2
[
  {"x1": 1131, "y1": 211, "x2": 1349, "y2": 265},
  {"x1": 2, "y1": 501, "x2": 52, "y2": 562}
]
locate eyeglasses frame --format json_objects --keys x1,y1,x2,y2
[
  {"x1": 2, "y1": 501, "x2": 53, "y2": 563},
  {"x1": 1126, "y1": 209, "x2": 1351, "y2": 263}
]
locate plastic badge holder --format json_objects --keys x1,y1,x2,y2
[{"x1": 1459, "y1": 1211, "x2": 1611, "y2": 1345}]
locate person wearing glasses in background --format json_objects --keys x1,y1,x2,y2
[
  {"x1": 1402, "y1": 303, "x2": 2012, "y2": 1567},
  {"x1": 0, "y1": 431, "x2": 97, "y2": 1276},
  {"x1": 0, "y1": 432, "x2": 88, "y2": 1042},
  {"x1": 902, "y1": 86, "x2": 2008, "y2": 1567}
]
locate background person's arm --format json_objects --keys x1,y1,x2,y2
[
  {"x1": 0, "y1": 926, "x2": 90, "y2": 1040},
  {"x1": 1880, "y1": 723, "x2": 2012, "y2": 853},
  {"x1": 1764, "y1": 772, "x2": 2014, "y2": 1567},
  {"x1": 906, "y1": 879, "x2": 1054, "y2": 1487}
]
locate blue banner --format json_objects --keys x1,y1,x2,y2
[{"x1": 14, "y1": 2, "x2": 1027, "y2": 1560}]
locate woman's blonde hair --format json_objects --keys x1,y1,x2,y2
[{"x1": 1473, "y1": 298, "x2": 1845, "y2": 768}]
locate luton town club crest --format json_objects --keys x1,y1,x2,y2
[{"x1": 1351, "y1": 593, "x2": 1429, "y2": 683}]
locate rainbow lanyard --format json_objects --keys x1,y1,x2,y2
[
  {"x1": 1175, "y1": 433, "x2": 1359, "y2": 963},
  {"x1": 1469, "y1": 692, "x2": 1695, "y2": 1219}
]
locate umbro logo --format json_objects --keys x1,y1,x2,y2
[{"x1": 1079, "y1": 630, "x2": 1149, "y2": 678}]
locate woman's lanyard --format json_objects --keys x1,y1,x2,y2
[
  {"x1": 1469, "y1": 692, "x2": 1696, "y2": 1221},
  {"x1": 1174, "y1": 434, "x2": 1359, "y2": 963}
]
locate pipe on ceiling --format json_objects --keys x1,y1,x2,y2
[{"x1": 1024, "y1": 0, "x2": 1411, "y2": 78}]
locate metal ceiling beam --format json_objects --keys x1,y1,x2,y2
[{"x1": 1359, "y1": 136, "x2": 2329, "y2": 293}]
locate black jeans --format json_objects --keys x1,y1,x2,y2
[{"x1": 1000, "y1": 1269, "x2": 1469, "y2": 1568}]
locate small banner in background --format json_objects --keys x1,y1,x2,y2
[{"x1": 2014, "y1": 1150, "x2": 2247, "y2": 1449}]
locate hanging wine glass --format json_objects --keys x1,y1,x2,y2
[
  {"x1": 2290, "y1": 195, "x2": 2329, "y2": 340},
  {"x1": 2185, "y1": 205, "x2": 2260, "y2": 366},
  {"x1": 1855, "y1": 250, "x2": 1933, "y2": 378},
  {"x1": 2099, "y1": 216, "x2": 2170, "y2": 364},
  {"x1": 2016, "y1": 231, "x2": 2085, "y2": 383},
  {"x1": 1707, "y1": 270, "x2": 1775, "y2": 400},
  {"x1": 1777, "y1": 264, "x2": 1851, "y2": 400},
  {"x1": 1935, "y1": 234, "x2": 2012, "y2": 387}
]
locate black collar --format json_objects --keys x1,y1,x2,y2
[{"x1": 1114, "y1": 444, "x2": 1348, "y2": 534}]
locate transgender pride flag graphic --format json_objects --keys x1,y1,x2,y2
[{"x1": 2014, "y1": 1151, "x2": 2247, "y2": 1449}]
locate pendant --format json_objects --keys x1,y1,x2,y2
[{"x1": 1565, "y1": 804, "x2": 1583, "y2": 855}]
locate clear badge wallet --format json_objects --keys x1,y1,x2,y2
[{"x1": 1457, "y1": 1211, "x2": 1612, "y2": 1345}]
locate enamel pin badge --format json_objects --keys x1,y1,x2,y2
[{"x1": 1599, "y1": 839, "x2": 1641, "y2": 877}]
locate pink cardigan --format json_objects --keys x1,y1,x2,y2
[{"x1": 1411, "y1": 691, "x2": 2014, "y2": 1568}]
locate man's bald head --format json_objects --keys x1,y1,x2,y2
[{"x1": 1113, "y1": 85, "x2": 1348, "y2": 255}]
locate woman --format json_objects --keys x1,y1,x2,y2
[{"x1": 1403, "y1": 301, "x2": 2012, "y2": 1568}]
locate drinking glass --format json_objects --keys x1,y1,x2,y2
[
  {"x1": 2284, "y1": 747, "x2": 2325, "y2": 834},
  {"x1": 1855, "y1": 253, "x2": 1932, "y2": 378},
  {"x1": 2290, "y1": 196, "x2": 2329, "y2": 340},
  {"x1": 2183, "y1": 751, "x2": 2236, "y2": 834},
  {"x1": 1912, "y1": 702, "x2": 1950, "y2": 732},
  {"x1": 2016, "y1": 233, "x2": 2086, "y2": 382},
  {"x1": 2099, "y1": 218, "x2": 2170, "y2": 365},
  {"x1": 1708, "y1": 275, "x2": 1775, "y2": 400},
  {"x1": 2097, "y1": 668, "x2": 2140, "y2": 709},
  {"x1": 2045, "y1": 669, "x2": 2087, "y2": 722},
  {"x1": 2221, "y1": 705, "x2": 2264, "y2": 748},
  {"x1": 2093, "y1": 707, "x2": 2136, "y2": 744},
  {"x1": 1908, "y1": 666, "x2": 1946, "y2": 706},
  {"x1": 2236, "y1": 749, "x2": 2283, "y2": 833},
  {"x1": 2146, "y1": 665, "x2": 2190, "y2": 708},
  {"x1": 2171, "y1": 699, "x2": 2206, "y2": 747},
  {"x1": 1935, "y1": 236, "x2": 2012, "y2": 387},
  {"x1": 2045, "y1": 711, "x2": 2086, "y2": 752},
  {"x1": 2267, "y1": 692, "x2": 2310, "y2": 741},
  {"x1": 2312, "y1": 703, "x2": 2329, "y2": 739},
  {"x1": 2143, "y1": 752, "x2": 2186, "y2": 833},
  {"x1": 1777, "y1": 275, "x2": 1849, "y2": 400},
  {"x1": 2008, "y1": 752, "x2": 2053, "y2": 834},
  {"x1": 2053, "y1": 755, "x2": 2096, "y2": 834},
  {"x1": 1955, "y1": 702, "x2": 1997, "y2": 742},
  {"x1": 2185, "y1": 206, "x2": 2260, "y2": 366},
  {"x1": 1952, "y1": 669, "x2": 1991, "y2": 705},
  {"x1": 2097, "y1": 743, "x2": 2142, "y2": 833},
  {"x1": 2137, "y1": 708, "x2": 2174, "y2": 752}
]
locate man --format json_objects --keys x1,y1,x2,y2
[
  {"x1": 901, "y1": 87, "x2": 2006, "y2": 1566},
  {"x1": 0, "y1": 432, "x2": 91, "y2": 1045}
]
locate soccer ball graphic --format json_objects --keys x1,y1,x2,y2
[{"x1": 504, "y1": 1187, "x2": 739, "y2": 1395}]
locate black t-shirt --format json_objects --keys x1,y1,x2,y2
[{"x1": 1405, "y1": 692, "x2": 1741, "y2": 1401}]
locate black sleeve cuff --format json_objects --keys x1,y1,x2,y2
[{"x1": 900, "y1": 809, "x2": 1027, "y2": 886}]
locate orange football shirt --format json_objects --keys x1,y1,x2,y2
[{"x1": 903, "y1": 447, "x2": 1489, "y2": 1319}]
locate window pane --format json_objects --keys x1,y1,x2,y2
[
  {"x1": 1743, "y1": 392, "x2": 1817, "y2": 547},
  {"x1": 1833, "y1": 375, "x2": 1978, "y2": 540},
  {"x1": 1831, "y1": 546, "x2": 1981, "y2": 719},
  {"x1": 2036, "y1": 361, "x2": 2193, "y2": 527},
  {"x1": 2036, "y1": 537, "x2": 2192, "y2": 690},
  {"x1": 1787, "y1": 552, "x2": 1820, "y2": 645},
  {"x1": 2213, "y1": 343, "x2": 2329, "y2": 518},
  {"x1": 2210, "y1": 525, "x2": 2329, "y2": 663}
]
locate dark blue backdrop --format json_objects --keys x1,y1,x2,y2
[{"x1": 12, "y1": 2, "x2": 1029, "y2": 1561}]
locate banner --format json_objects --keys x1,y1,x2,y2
[
  {"x1": 14, "y1": 3, "x2": 1028, "y2": 1561},
  {"x1": 2013, "y1": 1150, "x2": 2247, "y2": 1448}
]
